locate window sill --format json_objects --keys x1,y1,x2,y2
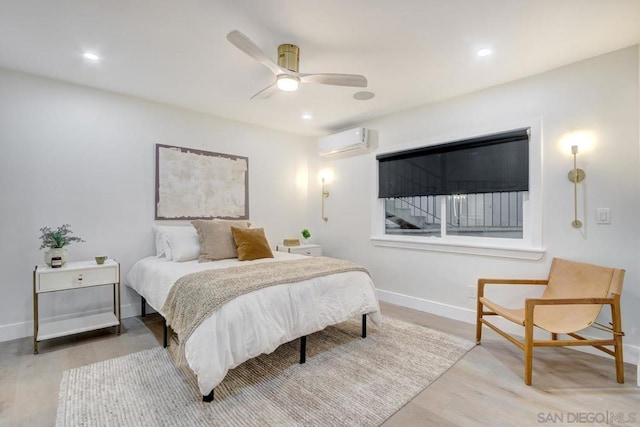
[{"x1": 370, "y1": 235, "x2": 545, "y2": 260}]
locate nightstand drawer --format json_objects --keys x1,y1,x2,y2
[
  {"x1": 36, "y1": 263, "x2": 118, "y2": 293},
  {"x1": 290, "y1": 246, "x2": 322, "y2": 256},
  {"x1": 277, "y1": 244, "x2": 322, "y2": 257}
]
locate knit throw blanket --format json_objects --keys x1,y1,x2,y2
[{"x1": 161, "y1": 256, "x2": 370, "y2": 362}]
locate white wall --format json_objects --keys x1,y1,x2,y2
[
  {"x1": 318, "y1": 46, "x2": 640, "y2": 355},
  {"x1": 0, "y1": 68, "x2": 317, "y2": 341}
]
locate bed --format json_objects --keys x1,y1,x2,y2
[{"x1": 125, "y1": 251, "x2": 381, "y2": 401}]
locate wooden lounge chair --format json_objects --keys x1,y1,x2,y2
[{"x1": 476, "y1": 257, "x2": 625, "y2": 385}]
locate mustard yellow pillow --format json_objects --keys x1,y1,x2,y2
[{"x1": 231, "y1": 227, "x2": 274, "y2": 261}]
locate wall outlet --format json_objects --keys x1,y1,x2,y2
[{"x1": 467, "y1": 285, "x2": 476, "y2": 299}]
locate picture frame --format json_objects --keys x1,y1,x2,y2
[{"x1": 155, "y1": 144, "x2": 249, "y2": 220}]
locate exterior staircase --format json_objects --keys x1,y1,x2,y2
[{"x1": 385, "y1": 198, "x2": 439, "y2": 232}]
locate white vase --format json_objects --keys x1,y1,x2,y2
[{"x1": 44, "y1": 247, "x2": 68, "y2": 267}]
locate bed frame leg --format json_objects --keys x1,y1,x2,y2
[
  {"x1": 362, "y1": 314, "x2": 367, "y2": 338},
  {"x1": 162, "y1": 317, "x2": 168, "y2": 348},
  {"x1": 141, "y1": 297, "x2": 146, "y2": 317},
  {"x1": 203, "y1": 389, "x2": 214, "y2": 402},
  {"x1": 299, "y1": 335, "x2": 307, "y2": 364}
]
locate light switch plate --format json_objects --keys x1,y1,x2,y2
[{"x1": 596, "y1": 208, "x2": 611, "y2": 224}]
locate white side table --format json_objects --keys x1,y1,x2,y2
[
  {"x1": 33, "y1": 259, "x2": 121, "y2": 354},
  {"x1": 276, "y1": 244, "x2": 322, "y2": 257}
]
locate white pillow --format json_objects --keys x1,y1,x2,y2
[
  {"x1": 166, "y1": 226, "x2": 200, "y2": 262},
  {"x1": 153, "y1": 224, "x2": 168, "y2": 257},
  {"x1": 153, "y1": 225, "x2": 199, "y2": 261}
]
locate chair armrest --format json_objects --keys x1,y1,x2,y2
[
  {"x1": 525, "y1": 297, "x2": 614, "y2": 310},
  {"x1": 477, "y1": 278, "x2": 548, "y2": 298}
]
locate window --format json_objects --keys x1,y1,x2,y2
[
  {"x1": 384, "y1": 192, "x2": 524, "y2": 239},
  {"x1": 374, "y1": 126, "x2": 543, "y2": 259}
]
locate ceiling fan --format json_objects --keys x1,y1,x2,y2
[{"x1": 226, "y1": 30, "x2": 368, "y2": 99}]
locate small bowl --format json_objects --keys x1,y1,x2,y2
[{"x1": 95, "y1": 256, "x2": 108, "y2": 265}]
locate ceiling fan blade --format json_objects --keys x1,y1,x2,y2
[
  {"x1": 297, "y1": 73, "x2": 368, "y2": 88},
  {"x1": 250, "y1": 82, "x2": 280, "y2": 100},
  {"x1": 226, "y1": 30, "x2": 284, "y2": 76}
]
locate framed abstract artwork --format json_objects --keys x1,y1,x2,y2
[{"x1": 155, "y1": 144, "x2": 249, "y2": 220}]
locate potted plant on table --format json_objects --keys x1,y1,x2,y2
[
  {"x1": 301, "y1": 228, "x2": 311, "y2": 244},
  {"x1": 39, "y1": 224, "x2": 85, "y2": 267}
]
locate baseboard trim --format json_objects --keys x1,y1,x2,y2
[
  {"x1": 376, "y1": 288, "x2": 640, "y2": 373},
  {"x1": 0, "y1": 303, "x2": 139, "y2": 343},
  {"x1": 377, "y1": 288, "x2": 477, "y2": 324}
]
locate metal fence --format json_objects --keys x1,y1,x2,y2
[{"x1": 385, "y1": 192, "x2": 524, "y2": 238}]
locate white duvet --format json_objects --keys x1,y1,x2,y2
[{"x1": 125, "y1": 252, "x2": 381, "y2": 395}]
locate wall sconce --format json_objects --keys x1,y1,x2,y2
[
  {"x1": 322, "y1": 177, "x2": 330, "y2": 222},
  {"x1": 567, "y1": 145, "x2": 585, "y2": 228}
]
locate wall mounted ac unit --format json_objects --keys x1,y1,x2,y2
[{"x1": 318, "y1": 127, "x2": 369, "y2": 157}]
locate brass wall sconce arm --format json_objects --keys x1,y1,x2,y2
[
  {"x1": 567, "y1": 145, "x2": 585, "y2": 228},
  {"x1": 322, "y1": 178, "x2": 330, "y2": 222}
]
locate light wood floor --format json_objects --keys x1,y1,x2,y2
[{"x1": 0, "y1": 301, "x2": 637, "y2": 426}]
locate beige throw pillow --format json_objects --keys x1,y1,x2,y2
[
  {"x1": 231, "y1": 227, "x2": 274, "y2": 261},
  {"x1": 192, "y1": 219, "x2": 250, "y2": 262}
]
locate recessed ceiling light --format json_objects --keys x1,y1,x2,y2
[
  {"x1": 82, "y1": 52, "x2": 101, "y2": 62},
  {"x1": 302, "y1": 113, "x2": 313, "y2": 120},
  {"x1": 476, "y1": 48, "x2": 492, "y2": 57},
  {"x1": 353, "y1": 91, "x2": 375, "y2": 101}
]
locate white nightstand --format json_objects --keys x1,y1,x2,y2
[
  {"x1": 33, "y1": 259, "x2": 121, "y2": 354},
  {"x1": 276, "y1": 244, "x2": 322, "y2": 257}
]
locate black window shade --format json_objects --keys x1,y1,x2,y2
[{"x1": 377, "y1": 128, "x2": 529, "y2": 198}]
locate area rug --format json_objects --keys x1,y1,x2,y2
[{"x1": 56, "y1": 316, "x2": 474, "y2": 426}]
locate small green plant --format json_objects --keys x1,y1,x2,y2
[
  {"x1": 39, "y1": 224, "x2": 85, "y2": 249},
  {"x1": 301, "y1": 229, "x2": 311, "y2": 239}
]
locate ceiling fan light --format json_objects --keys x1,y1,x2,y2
[{"x1": 277, "y1": 75, "x2": 299, "y2": 91}]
